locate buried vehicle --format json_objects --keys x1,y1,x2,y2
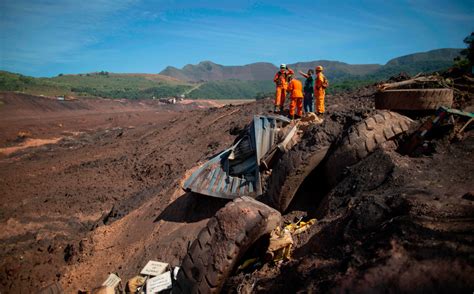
[
  {"x1": 176, "y1": 111, "x2": 417, "y2": 293},
  {"x1": 182, "y1": 114, "x2": 315, "y2": 211}
]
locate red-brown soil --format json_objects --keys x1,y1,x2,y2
[{"x1": 0, "y1": 84, "x2": 472, "y2": 293}]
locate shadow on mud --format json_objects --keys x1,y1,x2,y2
[{"x1": 154, "y1": 192, "x2": 229, "y2": 223}]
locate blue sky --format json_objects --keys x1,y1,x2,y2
[{"x1": 1, "y1": 0, "x2": 473, "y2": 77}]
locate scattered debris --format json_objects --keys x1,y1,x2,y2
[
  {"x1": 126, "y1": 276, "x2": 146, "y2": 293},
  {"x1": 146, "y1": 271, "x2": 173, "y2": 293},
  {"x1": 266, "y1": 226, "x2": 293, "y2": 262},
  {"x1": 265, "y1": 218, "x2": 317, "y2": 262},
  {"x1": 378, "y1": 74, "x2": 453, "y2": 91},
  {"x1": 140, "y1": 260, "x2": 169, "y2": 276},
  {"x1": 401, "y1": 106, "x2": 474, "y2": 155},
  {"x1": 101, "y1": 273, "x2": 121, "y2": 288}
]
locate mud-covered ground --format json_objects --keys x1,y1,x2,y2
[{"x1": 0, "y1": 80, "x2": 473, "y2": 293}]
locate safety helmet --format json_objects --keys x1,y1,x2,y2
[
  {"x1": 280, "y1": 64, "x2": 287, "y2": 69},
  {"x1": 316, "y1": 65, "x2": 323, "y2": 71}
]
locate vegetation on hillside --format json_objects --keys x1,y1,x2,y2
[
  {"x1": 454, "y1": 32, "x2": 474, "y2": 72},
  {"x1": 187, "y1": 80, "x2": 274, "y2": 99},
  {"x1": 0, "y1": 71, "x2": 192, "y2": 99},
  {"x1": 0, "y1": 46, "x2": 464, "y2": 100}
]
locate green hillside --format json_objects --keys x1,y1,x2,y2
[
  {"x1": 0, "y1": 48, "x2": 462, "y2": 100},
  {"x1": 187, "y1": 80, "x2": 274, "y2": 99},
  {"x1": 0, "y1": 71, "x2": 193, "y2": 99}
]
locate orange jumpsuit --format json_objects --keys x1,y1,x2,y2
[
  {"x1": 287, "y1": 79, "x2": 304, "y2": 117},
  {"x1": 315, "y1": 73, "x2": 327, "y2": 114},
  {"x1": 273, "y1": 70, "x2": 288, "y2": 108}
]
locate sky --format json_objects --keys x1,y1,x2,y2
[{"x1": 1, "y1": 0, "x2": 473, "y2": 77}]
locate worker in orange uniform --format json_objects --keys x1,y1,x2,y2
[
  {"x1": 286, "y1": 70, "x2": 304, "y2": 120},
  {"x1": 314, "y1": 65, "x2": 329, "y2": 115},
  {"x1": 273, "y1": 64, "x2": 288, "y2": 113}
]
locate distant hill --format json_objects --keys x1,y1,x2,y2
[
  {"x1": 0, "y1": 71, "x2": 193, "y2": 99},
  {"x1": 369, "y1": 48, "x2": 463, "y2": 78},
  {"x1": 386, "y1": 48, "x2": 462, "y2": 66},
  {"x1": 161, "y1": 61, "x2": 277, "y2": 82},
  {"x1": 160, "y1": 48, "x2": 462, "y2": 82},
  {"x1": 287, "y1": 61, "x2": 381, "y2": 81},
  {"x1": 0, "y1": 48, "x2": 463, "y2": 99},
  {"x1": 160, "y1": 60, "x2": 381, "y2": 82}
]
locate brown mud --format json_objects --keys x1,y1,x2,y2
[{"x1": 0, "y1": 79, "x2": 473, "y2": 293}]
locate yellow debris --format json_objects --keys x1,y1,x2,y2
[
  {"x1": 266, "y1": 218, "x2": 317, "y2": 262},
  {"x1": 126, "y1": 275, "x2": 146, "y2": 293},
  {"x1": 237, "y1": 258, "x2": 258, "y2": 272}
]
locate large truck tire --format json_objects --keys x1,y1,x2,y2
[
  {"x1": 266, "y1": 147, "x2": 330, "y2": 213},
  {"x1": 175, "y1": 196, "x2": 281, "y2": 294},
  {"x1": 325, "y1": 111, "x2": 414, "y2": 187},
  {"x1": 375, "y1": 88, "x2": 453, "y2": 110}
]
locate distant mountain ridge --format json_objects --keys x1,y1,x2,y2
[
  {"x1": 160, "y1": 48, "x2": 462, "y2": 82},
  {"x1": 0, "y1": 48, "x2": 463, "y2": 100},
  {"x1": 160, "y1": 61, "x2": 277, "y2": 82}
]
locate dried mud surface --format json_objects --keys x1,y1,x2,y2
[{"x1": 0, "y1": 82, "x2": 472, "y2": 293}]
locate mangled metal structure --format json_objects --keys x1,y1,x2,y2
[{"x1": 183, "y1": 115, "x2": 297, "y2": 199}]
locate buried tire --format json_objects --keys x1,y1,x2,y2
[
  {"x1": 325, "y1": 111, "x2": 414, "y2": 187},
  {"x1": 266, "y1": 146, "x2": 330, "y2": 213},
  {"x1": 175, "y1": 196, "x2": 281, "y2": 294},
  {"x1": 375, "y1": 88, "x2": 453, "y2": 110}
]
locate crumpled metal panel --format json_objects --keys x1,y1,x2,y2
[
  {"x1": 252, "y1": 115, "x2": 290, "y2": 163},
  {"x1": 183, "y1": 115, "x2": 290, "y2": 199}
]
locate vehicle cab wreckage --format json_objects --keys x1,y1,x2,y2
[{"x1": 183, "y1": 114, "x2": 298, "y2": 200}]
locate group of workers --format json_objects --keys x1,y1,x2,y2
[{"x1": 273, "y1": 64, "x2": 328, "y2": 119}]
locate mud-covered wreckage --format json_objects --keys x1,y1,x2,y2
[{"x1": 183, "y1": 115, "x2": 296, "y2": 199}]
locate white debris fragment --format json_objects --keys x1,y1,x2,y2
[
  {"x1": 101, "y1": 273, "x2": 121, "y2": 288},
  {"x1": 141, "y1": 260, "x2": 169, "y2": 276},
  {"x1": 146, "y1": 271, "x2": 172, "y2": 294},
  {"x1": 172, "y1": 266, "x2": 180, "y2": 280}
]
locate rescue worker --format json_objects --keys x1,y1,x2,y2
[
  {"x1": 286, "y1": 70, "x2": 304, "y2": 120},
  {"x1": 273, "y1": 64, "x2": 288, "y2": 113},
  {"x1": 298, "y1": 69, "x2": 314, "y2": 113},
  {"x1": 314, "y1": 65, "x2": 329, "y2": 115}
]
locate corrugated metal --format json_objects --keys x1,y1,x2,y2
[
  {"x1": 183, "y1": 115, "x2": 291, "y2": 199},
  {"x1": 252, "y1": 115, "x2": 289, "y2": 162}
]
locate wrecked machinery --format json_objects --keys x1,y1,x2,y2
[{"x1": 183, "y1": 114, "x2": 297, "y2": 199}]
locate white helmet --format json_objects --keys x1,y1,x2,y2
[{"x1": 280, "y1": 64, "x2": 287, "y2": 69}]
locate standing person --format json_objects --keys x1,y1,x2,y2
[
  {"x1": 314, "y1": 65, "x2": 329, "y2": 115},
  {"x1": 286, "y1": 70, "x2": 304, "y2": 120},
  {"x1": 299, "y1": 69, "x2": 314, "y2": 113},
  {"x1": 273, "y1": 64, "x2": 288, "y2": 113}
]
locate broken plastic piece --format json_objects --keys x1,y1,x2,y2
[
  {"x1": 146, "y1": 271, "x2": 172, "y2": 294},
  {"x1": 140, "y1": 260, "x2": 169, "y2": 276},
  {"x1": 266, "y1": 227, "x2": 294, "y2": 262},
  {"x1": 101, "y1": 273, "x2": 121, "y2": 288},
  {"x1": 172, "y1": 266, "x2": 180, "y2": 280},
  {"x1": 285, "y1": 218, "x2": 316, "y2": 235}
]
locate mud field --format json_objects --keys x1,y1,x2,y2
[{"x1": 0, "y1": 82, "x2": 473, "y2": 293}]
